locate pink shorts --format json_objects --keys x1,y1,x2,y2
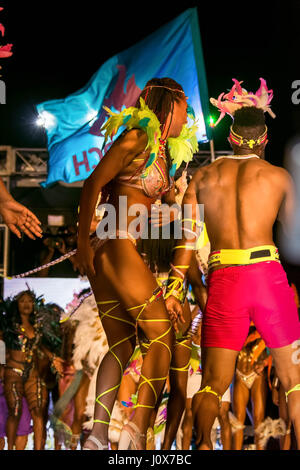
[{"x1": 202, "y1": 261, "x2": 300, "y2": 351}]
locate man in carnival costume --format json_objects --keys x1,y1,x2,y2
[{"x1": 165, "y1": 78, "x2": 300, "y2": 449}]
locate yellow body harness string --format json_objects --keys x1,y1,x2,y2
[
  {"x1": 155, "y1": 274, "x2": 192, "y2": 373},
  {"x1": 169, "y1": 337, "x2": 192, "y2": 372},
  {"x1": 285, "y1": 384, "x2": 300, "y2": 402},
  {"x1": 127, "y1": 287, "x2": 172, "y2": 410},
  {"x1": 94, "y1": 300, "x2": 136, "y2": 426},
  {"x1": 196, "y1": 386, "x2": 222, "y2": 405}
]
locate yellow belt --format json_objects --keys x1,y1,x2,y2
[{"x1": 208, "y1": 245, "x2": 280, "y2": 268}]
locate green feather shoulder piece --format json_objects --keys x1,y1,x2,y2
[
  {"x1": 168, "y1": 118, "x2": 199, "y2": 174},
  {"x1": 101, "y1": 98, "x2": 198, "y2": 176}
]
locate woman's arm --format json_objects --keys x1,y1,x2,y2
[
  {"x1": 39, "y1": 344, "x2": 65, "y2": 376},
  {"x1": 74, "y1": 129, "x2": 147, "y2": 276},
  {"x1": 150, "y1": 187, "x2": 179, "y2": 228},
  {"x1": 77, "y1": 129, "x2": 147, "y2": 246},
  {"x1": 162, "y1": 186, "x2": 176, "y2": 206}
]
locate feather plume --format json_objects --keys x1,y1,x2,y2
[
  {"x1": 210, "y1": 78, "x2": 276, "y2": 126},
  {"x1": 255, "y1": 417, "x2": 287, "y2": 449}
]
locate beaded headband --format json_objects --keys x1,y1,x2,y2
[
  {"x1": 229, "y1": 125, "x2": 268, "y2": 149},
  {"x1": 144, "y1": 85, "x2": 185, "y2": 94}
]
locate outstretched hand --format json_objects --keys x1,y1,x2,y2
[
  {"x1": 165, "y1": 295, "x2": 185, "y2": 333},
  {"x1": 0, "y1": 199, "x2": 43, "y2": 240}
]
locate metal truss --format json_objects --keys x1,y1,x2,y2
[{"x1": 0, "y1": 145, "x2": 230, "y2": 276}]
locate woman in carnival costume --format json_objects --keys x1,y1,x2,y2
[
  {"x1": 74, "y1": 77, "x2": 198, "y2": 450},
  {"x1": 52, "y1": 288, "x2": 109, "y2": 450},
  {"x1": 0, "y1": 290, "x2": 64, "y2": 450},
  {"x1": 232, "y1": 324, "x2": 271, "y2": 450}
]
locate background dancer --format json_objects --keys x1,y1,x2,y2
[
  {"x1": 0, "y1": 290, "x2": 63, "y2": 449},
  {"x1": 51, "y1": 288, "x2": 109, "y2": 450},
  {"x1": 166, "y1": 79, "x2": 300, "y2": 449},
  {"x1": 74, "y1": 77, "x2": 197, "y2": 450},
  {"x1": 232, "y1": 325, "x2": 270, "y2": 450}
]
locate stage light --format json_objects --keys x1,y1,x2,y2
[
  {"x1": 36, "y1": 117, "x2": 44, "y2": 126},
  {"x1": 36, "y1": 111, "x2": 56, "y2": 130},
  {"x1": 209, "y1": 115, "x2": 215, "y2": 128}
]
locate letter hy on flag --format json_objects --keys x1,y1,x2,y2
[{"x1": 36, "y1": 7, "x2": 211, "y2": 187}]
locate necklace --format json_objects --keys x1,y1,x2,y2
[
  {"x1": 158, "y1": 139, "x2": 167, "y2": 160},
  {"x1": 216, "y1": 154, "x2": 260, "y2": 160}
]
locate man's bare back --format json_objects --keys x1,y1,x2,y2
[
  {"x1": 166, "y1": 93, "x2": 300, "y2": 450},
  {"x1": 189, "y1": 156, "x2": 293, "y2": 256}
]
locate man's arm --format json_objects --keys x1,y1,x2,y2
[
  {"x1": 187, "y1": 253, "x2": 208, "y2": 313},
  {"x1": 165, "y1": 173, "x2": 203, "y2": 328},
  {"x1": 168, "y1": 174, "x2": 202, "y2": 281},
  {"x1": 278, "y1": 169, "x2": 296, "y2": 235}
]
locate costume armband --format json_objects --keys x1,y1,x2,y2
[
  {"x1": 182, "y1": 218, "x2": 202, "y2": 230},
  {"x1": 187, "y1": 312, "x2": 202, "y2": 337},
  {"x1": 164, "y1": 276, "x2": 184, "y2": 302},
  {"x1": 181, "y1": 218, "x2": 204, "y2": 248},
  {"x1": 173, "y1": 244, "x2": 196, "y2": 251}
]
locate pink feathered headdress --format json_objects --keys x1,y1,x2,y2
[{"x1": 210, "y1": 78, "x2": 276, "y2": 127}]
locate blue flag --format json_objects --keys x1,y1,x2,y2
[{"x1": 37, "y1": 8, "x2": 211, "y2": 187}]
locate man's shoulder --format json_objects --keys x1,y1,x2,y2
[
  {"x1": 252, "y1": 161, "x2": 292, "y2": 195},
  {"x1": 190, "y1": 165, "x2": 209, "y2": 180},
  {"x1": 259, "y1": 160, "x2": 290, "y2": 179}
]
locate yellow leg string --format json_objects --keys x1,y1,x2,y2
[
  {"x1": 170, "y1": 338, "x2": 192, "y2": 372},
  {"x1": 95, "y1": 300, "x2": 136, "y2": 426},
  {"x1": 196, "y1": 385, "x2": 222, "y2": 405},
  {"x1": 126, "y1": 288, "x2": 172, "y2": 410},
  {"x1": 137, "y1": 318, "x2": 172, "y2": 359},
  {"x1": 285, "y1": 384, "x2": 300, "y2": 402}
]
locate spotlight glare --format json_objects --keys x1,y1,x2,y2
[
  {"x1": 36, "y1": 116, "x2": 45, "y2": 126},
  {"x1": 36, "y1": 111, "x2": 56, "y2": 130}
]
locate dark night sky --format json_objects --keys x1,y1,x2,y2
[{"x1": 0, "y1": 0, "x2": 299, "y2": 166}]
